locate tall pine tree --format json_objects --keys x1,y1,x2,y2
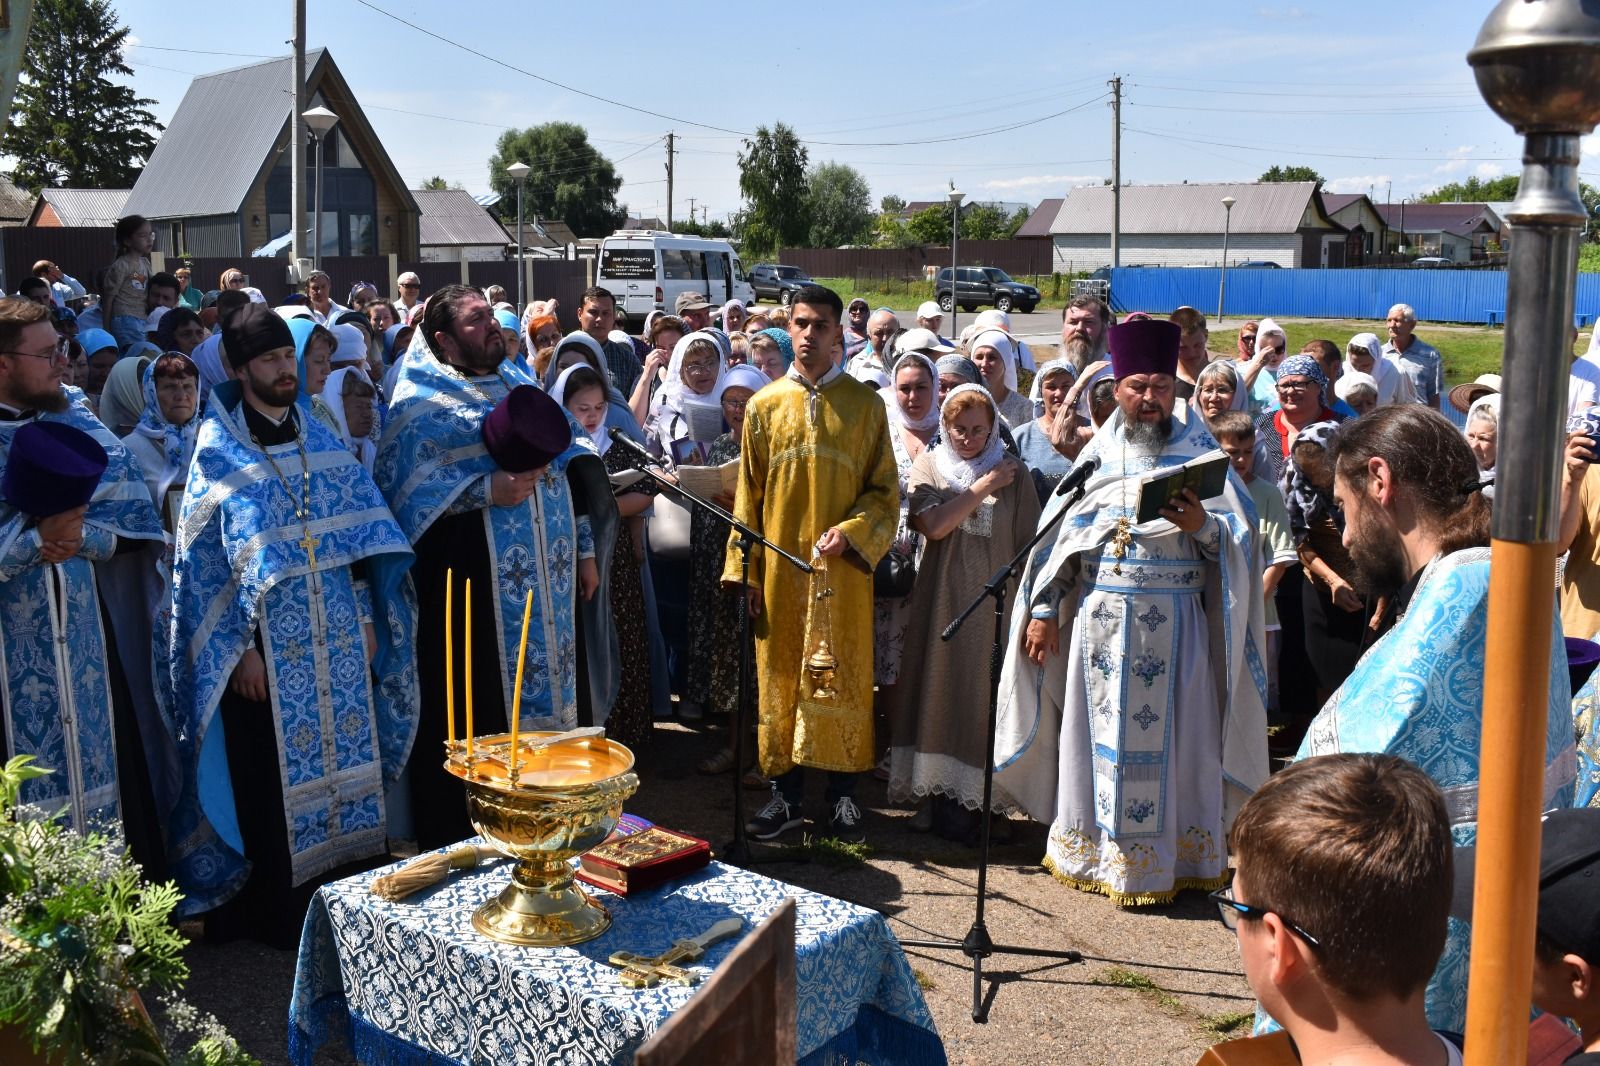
[{"x1": 3, "y1": 0, "x2": 160, "y2": 192}]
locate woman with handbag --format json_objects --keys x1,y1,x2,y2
[
  {"x1": 873, "y1": 352, "x2": 940, "y2": 686},
  {"x1": 886, "y1": 384, "x2": 1041, "y2": 843}
]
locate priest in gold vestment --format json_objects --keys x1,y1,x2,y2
[{"x1": 724, "y1": 286, "x2": 898, "y2": 843}]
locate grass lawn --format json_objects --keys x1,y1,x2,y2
[{"x1": 1206, "y1": 318, "x2": 1539, "y2": 387}]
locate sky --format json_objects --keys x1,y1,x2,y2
[{"x1": 99, "y1": 0, "x2": 1600, "y2": 222}]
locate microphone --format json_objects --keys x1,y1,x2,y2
[
  {"x1": 606, "y1": 427, "x2": 661, "y2": 467},
  {"x1": 1053, "y1": 454, "x2": 1102, "y2": 497}
]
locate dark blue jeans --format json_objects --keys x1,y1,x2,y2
[{"x1": 775, "y1": 768, "x2": 857, "y2": 808}]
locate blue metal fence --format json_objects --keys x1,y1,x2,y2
[{"x1": 1109, "y1": 267, "x2": 1600, "y2": 326}]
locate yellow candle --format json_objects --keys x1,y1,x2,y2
[
  {"x1": 509, "y1": 588, "x2": 534, "y2": 778},
  {"x1": 464, "y1": 578, "x2": 474, "y2": 758},
  {"x1": 445, "y1": 569, "x2": 455, "y2": 747}
]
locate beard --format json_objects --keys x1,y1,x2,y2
[
  {"x1": 22, "y1": 383, "x2": 69, "y2": 414},
  {"x1": 1124, "y1": 415, "x2": 1172, "y2": 448},
  {"x1": 456, "y1": 330, "x2": 507, "y2": 373},
  {"x1": 1345, "y1": 503, "x2": 1410, "y2": 599},
  {"x1": 245, "y1": 367, "x2": 300, "y2": 408},
  {"x1": 1063, "y1": 336, "x2": 1097, "y2": 372}
]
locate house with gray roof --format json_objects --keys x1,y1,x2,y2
[
  {"x1": 123, "y1": 49, "x2": 419, "y2": 261},
  {"x1": 413, "y1": 188, "x2": 511, "y2": 263},
  {"x1": 1371, "y1": 202, "x2": 1502, "y2": 262},
  {"x1": 1320, "y1": 193, "x2": 1387, "y2": 264},
  {"x1": 27, "y1": 188, "x2": 131, "y2": 228},
  {"x1": 1048, "y1": 181, "x2": 1348, "y2": 270}
]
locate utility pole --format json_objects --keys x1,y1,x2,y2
[
  {"x1": 1110, "y1": 75, "x2": 1122, "y2": 270},
  {"x1": 290, "y1": 0, "x2": 307, "y2": 272},
  {"x1": 687, "y1": 196, "x2": 696, "y2": 227},
  {"x1": 665, "y1": 131, "x2": 675, "y2": 231},
  {"x1": 701, "y1": 205, "x2": 708, "y2": 227}
]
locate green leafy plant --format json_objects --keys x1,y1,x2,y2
[{"x1": 0, "y1": 755, "x2": 257, "y2": 1065}]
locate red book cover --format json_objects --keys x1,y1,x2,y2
[{"x1": 575, "y1": 826, "x2": 711, "y2": 896}]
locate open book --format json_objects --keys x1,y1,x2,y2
[
  {"x1": 1135, "y1": 449, "x2": 1231, "y2": 524},
  {"x1": 675, "y1": 458, "x2": 740, "y2": 499}
]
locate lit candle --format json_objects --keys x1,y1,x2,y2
[
  {"x1": 509, "y1": 587, "x2": 534, "y2": 779},
  {"x1": 445, "y1": 569, "x2": 455, "y2": 748},
  {"x1": 464, "y1": 578, "x2": 474, "y2": 759}
]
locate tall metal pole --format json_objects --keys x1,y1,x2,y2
[
  {"x1": 665, "y1": 132, "x2": 675, "y2": 231},
  {"x1": 312, "y1": 131, "x2": 325, "y2": 270},
  {"x1": 1217, "y1": 199, "x2": 1234, "y2": 322},
  {"x1": 290, "y1": 0, "x2": 307, "y2": 269},
  {"x1": 950, "y1": 195, "x2": 961, "y2": 336},
  {"x1": 516, "y1": 179, "x2": 525, "y2": 312},
  {"x1": 1462, "y1": 4, "x2": 1600, "y2": 1064},
  {"x1": 1110, "y1": 75, "x2": 1122, "y2": 270}
]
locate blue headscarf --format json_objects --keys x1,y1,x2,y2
[
  {"x1": 131, "y1": 352, "x2": 202, "y2": 502},
  {"x1": 287, "y1": 317, "x2": 332, "y2": 396},
  {"x1": 494, "y1": 308, "x2": 520, "y2": 333},
  {"x1": 1275, "y1": 353, "x2": 1329, "y2": 402},
  {"x1": 78, "y1": 327, "x2": 119, "y2": 359},
  {"x1": 382, "y1": 323, "x2": 410, "y2": 364},
  {"x1": 755, "y1": 327, "x2": 794, "y2": 368}
]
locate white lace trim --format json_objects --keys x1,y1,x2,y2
[{"x1": 886, "y1": 748, "x2": 1008, "y2": 811}]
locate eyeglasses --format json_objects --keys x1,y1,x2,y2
[
  {"x1": 1276, "y1": 380, "x2": 1312, "y2": 394},
  {"x1": 683, "y1": 359, "x2": 719, "y2": 373},
  {"x1": 721, "y1": 398, "x2": 748, "y2": 412},
  {"x1": 1209, "y1": 889, "x2": 1322, "y2": 949},
  {"x1": 400, "y1": 283, "x2": 420, "y2": 290},
  {"x1": 946, "y1": 423, "x2": 990, "y2": 441},
  {"x1": 1, "y1": 337, "x2": 70, "y2": 362}
]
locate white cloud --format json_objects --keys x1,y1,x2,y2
[
  {"x1": 1323, "y1": 174, "x2": 1392, "y2": 194},
  {"x1": 1473, "y1": 162, "x2": 1506, "y2": 180},
  {"x1": 977, "y1": 173, "x2": 1102, "y2": 192}
]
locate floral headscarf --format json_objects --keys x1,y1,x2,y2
[
  {"x1": 132, "y1": 352, "x2": 202, "y2": 502},
  {"x1": 1274, "y1": 353, "x2": 1329, "y2": 403},
  {"x1": 755, "y1": 326, "x2": 795, "y2": 368},
  {"x1": 1282, "y1": 420, "x2": 1343, "y2": 544}
]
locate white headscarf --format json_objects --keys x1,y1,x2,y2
[
  {"x1": 973, "y1": 309, "x2": 1036, "y2": 371},
  {"x1": 656, "y1": 330, "x2": 727, "y2": 416},
  {"x1": 1255, "y1": 318, "x2": 1287, "y2": 359},
  {"x1": 1465, "y1": 393, "x2": 1499, "y2": 481},
  {"x1": 934, "y1": 384, "x2": 1008, "y2": 491},
  {"x1": 319, "y1": 366, "x2": 376, "y2": 470},
  {"x1": 1194, "y1": 359, "x2": 1249, "y2": 413},
  {"x1": 330, "y1": 323, "x2": 368, "y2": 367},
  {"x1": 1334, "y1": 370, "x2": 1379, "y2": 404},
  {"x1": 721, "y1": 299, "x2": 746, "y2": 326},
  {"x1": 968, "y1": 329, "x2": 1018, "y2": 393},
  {"x1": 1346, "y1": 332, "x2": 1411, "y2": 405},
  {"x1": 880, "y1": 351, "x2": 940, "y2": 434},
  {"x1": 551, "y1": 363, "x2": 613, "y2": 456},
  {"x1": 99, "y1": 353, "x2": 153, "y2": 434}
]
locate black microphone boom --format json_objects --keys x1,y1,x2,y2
[
  {"x1": 1053, "y1": 454, "x2": 1101, "y2": 496},
  {"x1": 606, "y1": 427, "x2": 661, "y2": 467}
]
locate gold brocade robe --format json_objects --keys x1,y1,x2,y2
[{"x1": 722, "y1": 370, "x2": 899, "y2": 776}]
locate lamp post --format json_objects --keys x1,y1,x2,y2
[
  {"x1": 1217, "y1": 196, "x2": 1236, "y2": 323},
  {"x1": 1398, "y1": 196, "x2": 1411, "y2": 258},
  {"x1": 948, "y1": 185, "x2": 965, "y2": 335},
  {"x1": 1463, "y1": 4, "x2": 1600, "y2": 1064},
  {"x1": 507, "y1": 161, "x2": 531, "y2": 315},
  {"x1": 302, "y1": 106, "x2": 339, "y2": 270}
]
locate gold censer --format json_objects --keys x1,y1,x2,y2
[{"x1": 804, "y1": 553, "x2": 839, "y2": 700}]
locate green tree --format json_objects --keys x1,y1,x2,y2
[
  {"x1": 1424, "y1": 175, "x2": 1600, "y2": 234},
  {"x1": 3, "y1": 0, "x2": 160, "y2": 192},
  {"x1": 1004, "y1": 205, "x2": 1031, "y2": 238},
  {"x1": 1259, "y1": 164, "x2": 1325, "y2": 187},
  {"x1": 420, "y1": 175, "x2": 463, "y2": 191},
  {"x1": 487, "y1": 122, "x2": 626, "y2": 238},
  {"x1": 873, "y1": 212, "x2": 911, "y2": 248},
  {"x1": 737, "y1": 122, "x2": 810, "y2": 257},
  {"x1": 958, "y1": 202, "x2": 1011, "y2": 241},
  {"x1": 673, "y1": 216, "x2": 732, "y2": 238},
  {"x1": 906, "y1": 204, "x2": 954, "y2": 245},
  {"x1": 880, "y1": 194, "x2": 906, "y2": 214},
  {"x1": 805, "y1": 161, "x2": 873, "y2": 247}
]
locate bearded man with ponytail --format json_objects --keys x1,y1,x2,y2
[{"x1": 1288, "y1": 405, "x2": 1577, "y2": 1035}]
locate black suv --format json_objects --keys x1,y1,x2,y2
[
  {"x1": 749, "y1": 263, "x2": 815, "y2": 304},
  {"x1": 935, "y1": 266, "x2": 1040, "y2": 314}
]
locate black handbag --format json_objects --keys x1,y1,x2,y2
[{"x1": 873, "y1": 549, "x2": 916, "y2": 599}]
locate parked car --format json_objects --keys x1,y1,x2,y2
[
  {"x1": 1234, "y1": 260, "x2": 1283, "y2": 268},
  {"x1": 1412, "y1": 257, "x2": 1452, "y2": 267},
  {"x1": 935, "y1": 266, "x2": 1040, "y2": 314},
  {"x1": 748, "y1": 264, "x2": 816, "y2": 304},
  {"x1": 597, "y1": 231, "x2": 755, "y2": 327}
]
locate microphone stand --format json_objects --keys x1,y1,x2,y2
[
  {"x1": 611, "y1": 435, "x2": 811, "y2": 866},
  {"x1": 896, "y1": 473, "x2": 1091, "y2": 1023}
]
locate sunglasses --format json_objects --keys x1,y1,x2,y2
[{"x1": 1209, "y1": 889, "x2": 1322, "y2": 948}]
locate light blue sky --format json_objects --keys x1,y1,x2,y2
[{"x1": 103, "y1": 0, "x2": 1597, "y2": 220}]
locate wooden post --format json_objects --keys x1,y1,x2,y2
[{"x1": 387, "y1": 252, "x2": 398, "y2": 299}]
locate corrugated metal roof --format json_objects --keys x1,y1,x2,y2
[
  {"x1": 1050, "y1": 182, "x2": 1323, "y2": 235},
  {"x1": 0, "y1": 177, "x2": 32, "y2": 223},
  {"x1": 1372, "y1": 201, "x2": 1498, "y2": 237},
  {"x1": 124, "y1": 49, "x2": 326, "y2": 220},
  {"x1": 38, "y1": 188, "x2": 131, "y2": 227},
  {"x1": 1016, "y1": 198, "x2": 1063, "y2": 238},
  {"x1": 414, "y1": 188, "x2": 512, "y2": 247}
]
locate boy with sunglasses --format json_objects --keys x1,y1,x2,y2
[{"x1": 1210, "y1": 753, "x2": 1462, "y2": 1064}]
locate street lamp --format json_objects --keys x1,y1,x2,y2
[
  {"x1": 302, "y1": 106, "x2": 339, "y2": 269},
  {"x1": 1461, "y1": 3, "x2": 1600, "y2": 1063},
  {"x1": 507, "y1": 160, "x2": 531, "y2": 315},
  {"x1": 1217, "y1": 196, "x2": 1236, "y2": 323},
  {"x1": 1398, "y1": 196, "x2": 1412, "y2": 257},
  {"x1": 948, "y1": 184, "x2": 964, "y2": 335}
]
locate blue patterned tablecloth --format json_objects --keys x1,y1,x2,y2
[{"x1": 289, "y1": 848, "x2": 946, "y2": 1066}]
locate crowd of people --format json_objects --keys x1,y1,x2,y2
[{"x1": 6, "y1": 212, "x2": 1600, "y2": 1061}]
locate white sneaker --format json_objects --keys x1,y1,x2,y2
[{"x1": 829, "y1": 796, "x2": 865, "y2": 844}]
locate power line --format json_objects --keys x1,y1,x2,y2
[{"x1": 1124, "y1": 125, "x2": 1517, "y2": 163}]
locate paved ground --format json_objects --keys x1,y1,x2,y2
[{"x1": 181, "y1": 720, "x2": 1253, "y2": 1066}]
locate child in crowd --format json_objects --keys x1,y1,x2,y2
[
  {"x1": 1336, "y1": 371, "x2": 1380, "y2": 416},
  {"x1": 1212, "y1": 752, "x2": 1462, "y2": 1065},
  {"x1": 1213, "y1": 412, "x2": 1297, "y2": 715},
  {"x1": 1452, "y1": 808, "x2": 1600, "y2": 1065},
  {"x1": 104, "y1": 215, "x2": 154, "y2": 352}
]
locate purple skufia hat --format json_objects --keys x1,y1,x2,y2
[
  {"x1": 3, "y1": 421, "x2": 109, "y2": 517},
  {"x1": 483, "y1": 384, "x2": 572, "y2": 474},
  {"x1": 1108, "y1": 318, "x2": 1181, "y2": 380}
]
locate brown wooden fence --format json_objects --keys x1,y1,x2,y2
[
  {"x1": 777, "y1": 239, "x2": 1056, "y2": 281},
  {"x1": 2, "y1": 226, "x2": 115, "y2": 293}
]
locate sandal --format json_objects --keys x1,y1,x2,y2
[
  {"x1": 697, "y1": 747, "x2": 737, "y2": 775},
  {"x1": 742, "y1": 769, "x2": 770, "y2": 790}
]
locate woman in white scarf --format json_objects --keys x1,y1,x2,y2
[
  {"x1": 646, "y1": 330, "x2": 727, "y2": 462},
  {"x1": 885, "y1": 382, "x2": 1041, "y2": 836},
  {"x1": 318, "y1": 367, "x2": 378, "y2": 472},
  {"x1": 1240, "y1": 316, "x2": 1289, "y2": 414},
  {"x1": 872, "y1": 351, "x2": 940, "y2": 692},
  {"x1": 99, "y1": 351, "x2": 154, "y2": 436},
  {"x1": 968, "y1": 329, "x2": 1033, "y2": 429},
  {"x1": 1345, "y1": 332, "x2": 1418, "y2": 406}
]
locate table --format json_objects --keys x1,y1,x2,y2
[{"x1": 289, "y1": 848, "x2": 947, "y2": 1066}]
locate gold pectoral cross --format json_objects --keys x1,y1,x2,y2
[
  {"x1": 1110, "y1": 516, "x2": 1133, "y2": 575},
  {"x1": 299, "y1": 530, "x2": 320, "y2": 571}
]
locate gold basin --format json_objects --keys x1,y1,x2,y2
[{"x1": 447, "y1": 731, "x2": 639, "y2": 946}]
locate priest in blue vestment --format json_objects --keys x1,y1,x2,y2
[
  {"x1": 0, "y1": 297, "x2": 165, "y2": 869},
  {"x1": 375, "y1": 284, "x2": 618, "y2": 850},
  {"x1": 165, "y1": 304, "x2": 417, "y2": 947}
]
